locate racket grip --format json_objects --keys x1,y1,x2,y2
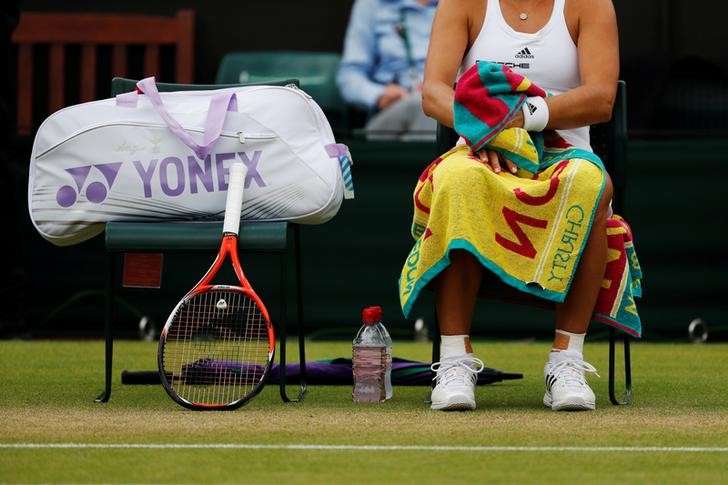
[{"x1": 223, "y1": 163, "x2": 246, "y2": 235}]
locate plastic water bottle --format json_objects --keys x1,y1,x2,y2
[{"x1": 352, "y1": 306, "x2": 393, "y2": 402}]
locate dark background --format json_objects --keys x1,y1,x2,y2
[
  {"x1": 16, "y1": 0, "x2": 728, "y2": 131},
  {"x1": 3, "y1": 1, "x2": 728, "y2": 341}
]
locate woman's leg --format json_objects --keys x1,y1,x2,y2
[
  {"x1": 425, "y1": 154, "x2": 492, "y2": 409},
  {"x1": 436, "y1": 250, "x2": 482, "y2": 351},
  {"x1": 431, "y1": 249, "x2": 484, "y2": 410},
  {"x1": 544, "y1": 176, "x2": 613, "y2": 411},
  {"x1": 553, "y1": 176, "x2": 614, "y2": 345}
]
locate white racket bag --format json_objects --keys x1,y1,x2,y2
[{"x1": 28, "y1": 77, "x2": 354, "y2": 246}]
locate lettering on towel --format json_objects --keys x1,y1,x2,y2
[{"x1": 548, "y1": 205, "x2": 585, "y2": 283}]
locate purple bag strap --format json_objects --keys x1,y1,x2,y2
[{"x1": 119, "y1": 77, "x2": 238, "y2": 160}]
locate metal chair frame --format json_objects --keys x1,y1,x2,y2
[
  {"x1": 96, "y1": 222, "x2": 308, "y2": 405},
  {"x1": 94, "y1": 77, "x2": 309, "y2": 404}
]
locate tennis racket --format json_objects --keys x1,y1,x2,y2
[{"x1": 158, "y1": 163, "x2": 275, "y2": 410}]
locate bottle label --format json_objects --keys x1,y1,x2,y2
[{"x1": 352, "y1": 346, "x2": 388, "y2": 403}]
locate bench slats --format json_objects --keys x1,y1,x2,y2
[
  {"x1": 16, "y1": 44, "x2": 33, "y2": 135},
  {"x1": 80, "y1": 45, "x2": 97, "y2": 102},
  {"x1": 49, "y1": 44, "x2": 65, "y2": 113},
  {"x1": 12, "y1": 10, "x2": 195, "y2": 134},
  {"x1": 144, "y1": 45, "x2": 160, "y2": 78},
  {"x1": 111, "y1": 44, "x2": 128, "y2": 78}
]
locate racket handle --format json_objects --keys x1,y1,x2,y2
[{"x1": 223, "y1": 163, "x2": 246, "y2": 235}]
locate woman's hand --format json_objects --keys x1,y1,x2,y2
[
  {"x1": 475, "y1": 150, "x2": 518, "y2": 174},
  {"x1": 474, "y1": 111, "x2": 524, "y2": 173},
  {"x1": 377, "y1": 84, "x2": 408, "y2": 110}
]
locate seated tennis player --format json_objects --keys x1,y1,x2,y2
[{"x1": 409, "y1": 0, "x2": 621, "y2": 411}]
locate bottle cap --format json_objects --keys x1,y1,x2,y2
[{"x1": 361, "y1": 306, "x2": 383, "y2": 326}]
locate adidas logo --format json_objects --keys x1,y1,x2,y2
[
  {"x1": 515, "y1": 47, "x2": 535, "y2": 59},
  {"x1": 527, "y1": 102, "x2": 537, "y2": 115}
]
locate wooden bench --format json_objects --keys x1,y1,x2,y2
[{"x1": 11, "y1": 9, "x2": 194, "y2": 135}]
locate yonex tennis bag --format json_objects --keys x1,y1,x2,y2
[{"x1": 28, "y1": 77, "x2": 354, "y2": 246}]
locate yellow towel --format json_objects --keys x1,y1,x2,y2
[
  {"x1": 400, "y1": 143, "x2": 605, "y2": 310},
  {"x1": 399, "y1": 60, "x2": 642, "y2": 336}
]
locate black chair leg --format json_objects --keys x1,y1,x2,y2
[
  {"x1": 278, "y1": 226, "x2": 306, "y2": 403},
  {"x1": 294, "y1": 225, "x2": 307, "y2": 399},
  {"x1": 608, "y1": 327, "x2": 633, "y2": 405},
  {"x1": 427, "y1": 311, "x2": 441, "y2": 402},
  {"x1": 95, "y1": 254, "x2": 114, "y2": 403},
  {"x1": 278, "y1": 250, "x2": 290, "y2": 401},
  {"x1": 431, "y1": 313, "x2": 441, "y2": 383}
]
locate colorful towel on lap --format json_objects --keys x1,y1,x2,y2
[{"x1": 398, "y1": 61, "x2": 642, "y2": 337}]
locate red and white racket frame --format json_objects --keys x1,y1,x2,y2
[
  {"x1": 158, "y1": 163, "x2": 276, "y2": 410},
  {"x1": 158, "y1": 234, "x2": 277, "y2": 410}
]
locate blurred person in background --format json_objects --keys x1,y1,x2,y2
[{"x1": 337, "y1": 0, "x2": 438, "y2": 141}]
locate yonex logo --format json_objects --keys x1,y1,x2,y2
[
  {"x1": 55, "y1": 151, "x2": 267, "y2": 207},
  {"x1": 515, "y1": 47, "x2": 535, "y2": 59},
  {"x1": 56, "y1": 163, "x2": 122, "y2": 207}
]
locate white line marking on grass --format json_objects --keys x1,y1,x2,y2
[{"x1": 2, "y1": 444, "x2": 728, "y2": 453}]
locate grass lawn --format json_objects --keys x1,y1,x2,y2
[{"x1": 1, "y1": 340, "x2": 727, "y2": 483}]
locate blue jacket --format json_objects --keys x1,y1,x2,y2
[{"x1": 337, "y1": 0, "x2": 438, "y2": 111}]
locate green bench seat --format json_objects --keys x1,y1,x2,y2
[{"x1": 106, "y1": 221, "x2": 289, "y2": 252}]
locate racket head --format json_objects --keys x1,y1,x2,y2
[{"x1": 158, "y1": 284, "x2": 275, "y2": 410}]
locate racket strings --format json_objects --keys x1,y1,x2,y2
[{"x1": 161, "y1": 288, "x2": 271, "y2": 406}]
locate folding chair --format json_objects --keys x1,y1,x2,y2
[{"x1": 95, "y1": 77, "x2": 307, "y2": 404}]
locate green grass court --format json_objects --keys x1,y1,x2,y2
[{"x1": 1, "y1": 340, "x2": 727, "y2": 483}]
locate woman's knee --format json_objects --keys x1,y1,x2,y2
[
  {"x1": 600, "y1": 174, "x2": 614, "y2": 207},
  {"x1": 596, "y1": 173, "x2": 614, "y2": 219},
  {"x1": 602, "y1": 173, "x2": 614, "y2": 204}
]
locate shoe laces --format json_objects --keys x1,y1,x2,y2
[
  {"x1": 431, "y1": 356, "x2": 485, "y2": 387},
  {"x1": 549, "y1": 357, "x2": 600, "y2": 388}
]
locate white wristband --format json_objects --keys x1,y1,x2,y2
[{"x1": 521, "y1": 96, "x2": 549, "y2": 132}]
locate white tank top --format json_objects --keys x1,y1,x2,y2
[{"x1": 459, "y1": 0, "x2": 591, "y2": 151}]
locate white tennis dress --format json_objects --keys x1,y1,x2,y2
[{"x1": 459, "y1": 0, "x2": 591, "y2": 151}]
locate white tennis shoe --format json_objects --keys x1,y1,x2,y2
[
  {"x1": 543, "y1": 351, "x2": 599, "y2": 411},
  {"x1": 430, "y1": 355, "x2": 484, "y2": 411}
]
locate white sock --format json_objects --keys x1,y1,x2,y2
[
  {"x1": 552, "y1": 329, "x2": 585, "y2": 356},
  {"x1": 440, "y1": 335, "x2": 469, "y2": 360}
]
